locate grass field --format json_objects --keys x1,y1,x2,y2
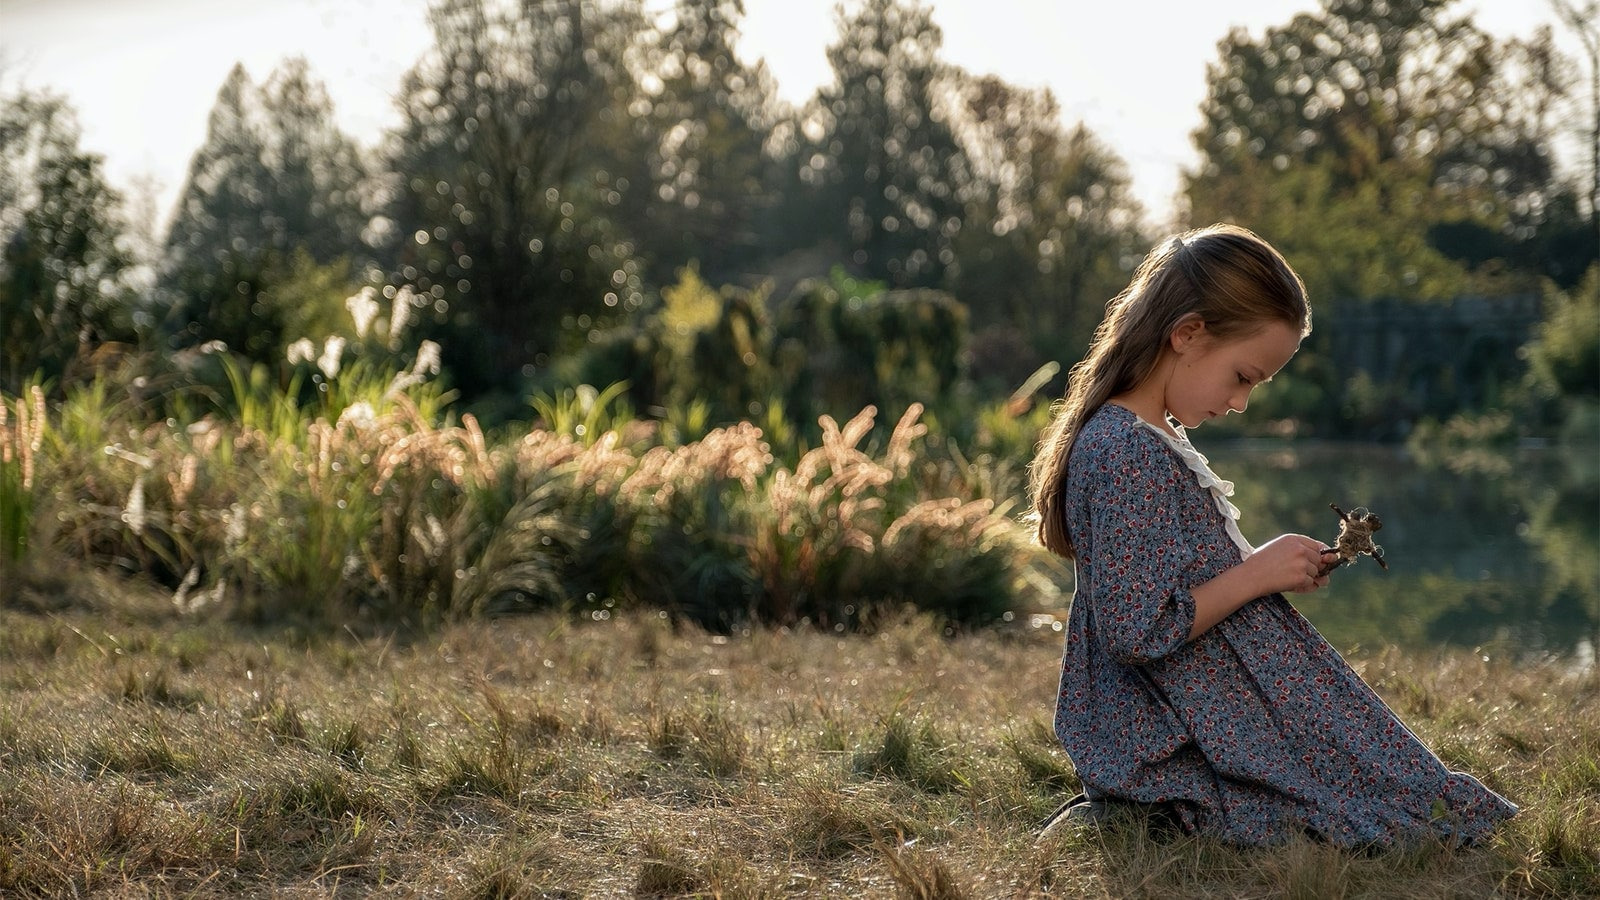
[{"x1": 2, "y1": 566, "x2": 1597, "y2": 898}]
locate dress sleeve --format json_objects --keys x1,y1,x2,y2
[{"x1": 1083, "y1": 430, "x2": 1201, "y2": 665}]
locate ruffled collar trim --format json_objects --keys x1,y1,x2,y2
[{"x1": 1108, "y1": 404, "x2": 1255, "y2": 557}]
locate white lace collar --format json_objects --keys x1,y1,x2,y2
[{"x1": 1119, "y1": 407, "x2": 1255, "y2": 558}]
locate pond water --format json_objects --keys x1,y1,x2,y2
[{"x1": 1197, "y1": 441, "x2": 1598, "y2": 669}]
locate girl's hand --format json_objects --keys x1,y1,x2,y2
[{"x1": 1247, "y1": 534, "x2": 1336, "y2": 595}]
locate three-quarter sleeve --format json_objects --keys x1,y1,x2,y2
[{"x1": 1082, "y1": 431, "x2": 1201, "y2": 665}]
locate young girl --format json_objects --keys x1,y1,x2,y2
[{"x1": 1029, "y1": 224, "x2": 1517, "y2": 848}]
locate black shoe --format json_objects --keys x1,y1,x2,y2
[
  {"x1": 1037, "y1": 793, "x2": 1111, "y2": 839},
  {"x1": 1037, "y1": 793, "x2": 1181, "y2": 842}
]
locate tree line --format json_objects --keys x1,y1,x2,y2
[{"x1": 2, "y1": 0, "x2": 1596, "y2": 437}]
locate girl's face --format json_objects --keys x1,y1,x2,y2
[{"x1": 1164, "y1": 319, "x2": 1302, "y2": 429}]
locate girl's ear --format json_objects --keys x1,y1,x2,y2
[{"x1": 1169, "y1": 314, "x2": 1207, "y2": 352}]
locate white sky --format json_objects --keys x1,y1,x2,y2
[{"x1": 0, "y1": 0, "x2": 1580, "y2": 236}]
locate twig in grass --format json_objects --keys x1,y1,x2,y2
[{"x1": 47, "y1": 612, "x2": 108, "y2": 657}]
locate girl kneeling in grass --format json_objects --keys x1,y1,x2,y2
[{"x1": 1029, "y1": 223, "x2": 1517, "y2": 848}]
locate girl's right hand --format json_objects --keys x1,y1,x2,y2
[{"x1": 1247, "y1": 534, "x2": 1336, "y2": 595}]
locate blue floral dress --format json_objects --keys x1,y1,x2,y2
[{"x1": 1052, "y1": 403, "x2": 1518, "y2": 847}]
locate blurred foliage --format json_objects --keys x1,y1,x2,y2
[
  {"x1": 1521, "y1": 264, "x2": 1600, "y2": 444},
  {"x1": 1185, "y1": 0, "x2": 1597, "y2": 439},
  {"x1": 945, "y1": 79, "x2": 1146, "y2": 353},
  {"x1": 0, "y1": 89, "x2": 134, "y2": 392},
  {"x1": 559, "y1": 266, "x2": 977, "y2": 454},
  {"x1": 1191, "y1": 153, "x2": 1475, "y2": 303},
  {"x1": 621, "y1": 0, "x2": 782, "y2": 286},
  {"x1": 159, "y1": 60, "x2": 369, "y2": 362},
  {"x1": 7, "y1": 0, "x2": 1600, "y2": 657},
  {"x1": 379, "y1": 0, "x2": 645, "y2": 406},
  {"x1": 1, "y1": 370, "x2": 1048, "y2": 631},
  {"x1": 1186, "y1": 0, "x2": 1596, "y2": 303},
  {"x1": 792, "y1": 0, "x2": 967, "y2": 288},
  {"x1": 1526, "y1": 265, "x2": 1600, "y2": 403},
  {"x1": 6, "y1": 0, "x2": 1598, "y2": 449},
  {"x1": 773, "y1": 271, "x2": 966, "y2": 441}
]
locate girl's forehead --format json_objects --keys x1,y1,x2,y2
[{"x1": 1222, "y1": 321, "x2": 1301, "y2": 370}]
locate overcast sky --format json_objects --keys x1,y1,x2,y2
[{"x1": 0, "y1": 0, "x2": 1580, "y2": 235}]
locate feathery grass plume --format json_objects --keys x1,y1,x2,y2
[
  {"x1": 368, "y1": 404, "x2": 591, "y2": 620},
  {"x1": 236, "y1": 413, "x2": 384, "y2": 614},
  {"x1": 33, "y1": 380, "x2": 217, "y2": 589},
  {"x1": 746, "y1": 406, "x2": 890, "y2": 626},
  {"x1": 612, "y1": 422, "x2": 774, "y2": 627},
  {"x1": 365, "y1": 403, "x2": 474, "y2": 616},
  {"x1": 345, "y1": 286, "x2": 380, "y2": 340},
  {"x1": 210, "y1": 349, "x2": 457, "y2": 617},
  {"x1": 0, "y1": 385, "x2": 45, "y2": 564},
  {"x1": 742, "y1": 402, "x2": 1037, "y2": 628},
  {"x1": 23, "y1": 345, "x2": 1042, "y2": 628}
]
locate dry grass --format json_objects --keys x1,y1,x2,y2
[{"x1": 2, "y1": 572, "x2": 1597, "y2": 898}]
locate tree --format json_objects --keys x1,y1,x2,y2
[
  {"x1": 1193, "y1": 0, "x2": 1497, "y2": 190},
  {"x1": 160, "y1": 60, "x2": 368, "y2": 360},
  {"x1": 1427, "y1": 25, "x2": 1596, "y2": 286},
  {"x1": 1526, "y1": 264, "x2": 1600, "y2": 404},
  {"x1": 256, "y1": 59, "x2": 371, "y2": 264},
  {"x1": 944, "y1": 76, "x2": 1145, "y2": 359},
  {"x1": 1184, "y1": 0, "x2": 1583, "y2": 297},
  {"x1": 380, "y1": 0, "x2": 647, "y2": 402},
  {"x1": 796, "y1": 0, "x2": 970, "y2": 288},
  {"x1": 0, "y1": 90, "x2": 132, "y2": 391},
  {"x1": 1551, "y1": 0, "x2": 1599, "y2": 254},
  {"x1": 618, "y1": 0, "x2": 781, "y2": 285}
]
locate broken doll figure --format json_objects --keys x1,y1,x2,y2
[{"x1": 1319, "y1": 503, "x2": 1388, "y2": 577}]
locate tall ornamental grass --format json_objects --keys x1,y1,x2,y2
[
  {"x1": 3, "y1": 362, "x2": 1055, "y2": 629},
  {"x1": 0, "y1": 385, "x2": 45, "y2": 565}
]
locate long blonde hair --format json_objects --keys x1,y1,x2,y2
[{"x1": 1028, "y1": 223, "x2": 1310, "y2": 559}]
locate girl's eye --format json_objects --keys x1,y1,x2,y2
[{"x1": 1237, "y1": 374, "x2": 1250, "y2": 385}]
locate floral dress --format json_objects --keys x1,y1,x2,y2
[{"x1": 1052, "y1": 403, "x2": 1518, "y2": 848}]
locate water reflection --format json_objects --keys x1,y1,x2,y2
[{"x1": 1206, "y1": 442, "x2": 1598, "y2": 665}]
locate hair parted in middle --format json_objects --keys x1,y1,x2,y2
[{"x1": 1027, "y1": 222, "x2": 1310, "y2": 560}]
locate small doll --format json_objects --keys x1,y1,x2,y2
[{"x1": 1318, "y1": 503, "x2": 1388, "y2": 577}]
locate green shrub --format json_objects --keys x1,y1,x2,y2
[
  {"x1": 17, "y1": 343, "x2": 1045, "y2": 630},
  {"x1": 773, "y1": 273, "x2": 968, "y2": 440}
]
